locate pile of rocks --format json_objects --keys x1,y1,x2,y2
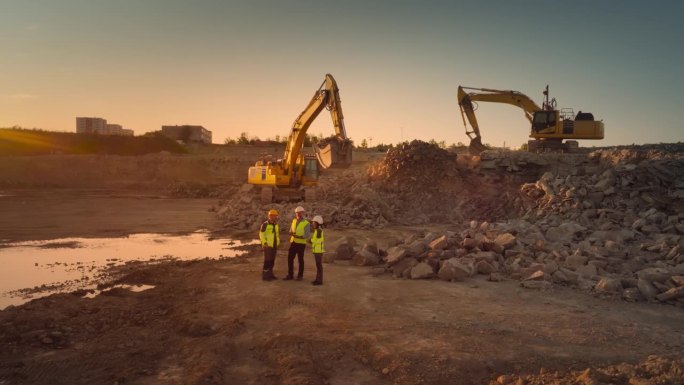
[
  {"x1": 324, "y1": 145, "x2": 684, "y2": 306},
  {"x1": 490, "y1": 355, "x2": 684, "y2": 385}
]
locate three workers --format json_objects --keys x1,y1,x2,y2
[{"x1": 258, "y1": 206, "x2": 324, "y2": 285}]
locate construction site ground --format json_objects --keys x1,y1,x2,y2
[{"x1": 1, "y1": 145, "x2": 683, "y2": 385}]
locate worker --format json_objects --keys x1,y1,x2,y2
[
  {"x1": 259, "y1": 209, "x2": 280, "y2": 281},
  {"x1": 309, "y1": 215, "x2": 325, "y2": 286},
  {"x1": 283, "y1": 206, "x2": 310, "y2": 281}
]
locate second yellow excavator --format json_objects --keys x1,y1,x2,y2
[
  {"x1": 457, "y1": 85, "x2": 605, "y2": 154},
  {"x1": 247, "y1": 74, "x2": 353, "y2": 203}
]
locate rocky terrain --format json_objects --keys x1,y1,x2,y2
[
  {"x1": 1, "y1": 142, "x2": 683, "y2": 385},
  {"x1": 217, "y1": 141, "x2": 684, "y2": 308}
]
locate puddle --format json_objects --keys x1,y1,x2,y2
[
  {"x1": 82, "y1": 284, "x2": 156, "y2": 298},
  {"x1": 0, "y1": 231, "x2": 257, "y2": 309}
]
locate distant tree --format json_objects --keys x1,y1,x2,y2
[
  {"x1": 519, "y1": 142, "x2": 529, "y2": 151},
  {"x1": 360, "y1": 138, "x2": 368, "y2": 149},
  {"x1": 237, "y1": 132, "x2": 250, "y2": 145},
  {"x1": 438, "y1": 140, "x2": 446, "y2": 149},
  {"x1": 224, "y1": 137, "x2": 236, "y2": 145}
]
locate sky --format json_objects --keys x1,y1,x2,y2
[{"x1": 1, "y1": 0, "x2": 682, "y2": 147}]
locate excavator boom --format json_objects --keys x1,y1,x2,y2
[{"x1": 457, "y1": 85, "x2": 603, "y2": 154}]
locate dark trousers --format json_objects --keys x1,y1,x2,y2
[
  {"x1": 263, "y1": 246, "x2": 276, "y2": 272},
  {"x1": 313, "y1": 253, "x2": 323, "y2": 282},
  {"x1": 287, "y1": 243, "x2": 306, "y2": 278}
]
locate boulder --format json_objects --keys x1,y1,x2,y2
[
  {"x1": 385, "y1": 246, "x2": 408, "y2": 266},
  {"x1": 392, "y1": 257, "x2": 418, "y2": 278},
  {"x1": 595, "y1": 277, "x2": 623, "y2": 293},
  {"x1": 656, "y1": 287, "x2": 684, "y2": 302},
  {"x1": 438, "y1": 258, "x2": 473, "y2": 282},
  {"x1": 410, "y1": 262, "x2": 435, "y2": 279},
  {"x1": 494, "y1": 233, "x2": 517, "y2": 250},
  {"x1": 637, "y1": 279, "x2": 660, "y2": 300},
  {"x1": 352, "y1": 249, "x2": 381, "y2": 266},
  {"x1": 636, "y1": 267, "x2": 673, "y2": 283},
  {"x1": 429, "y1": 235, "x2": 449, "y2": 250}
]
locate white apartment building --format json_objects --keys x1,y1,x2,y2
[{"x1": 76, "y1": 117, "x2": 133, "y2": 136}]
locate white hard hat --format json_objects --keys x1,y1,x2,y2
[
  {"x1": 294, "y1": 206, "x2": 305, "y2": 213},
  {"x1": 312, "y1": 215, "x2": 323, "y2": 224}
]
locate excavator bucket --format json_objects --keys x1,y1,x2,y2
[
  {"x1": 314, "y1": 136, "x2": 353, "y2": 169},
  {"x1": 468, "y1": 137, "x2": 487, "y2": 156}
]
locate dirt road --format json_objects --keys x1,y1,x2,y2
[{"x1": 1, "y1": 192, "x2": 683, "y2": 385}]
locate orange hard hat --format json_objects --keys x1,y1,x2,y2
[{"x1": 268, "y1": 209, "x2": 279, "y2": 216}]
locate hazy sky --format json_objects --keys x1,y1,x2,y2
[{"x1": 1, "y1": 0, "x2": 682, "y2": 147}]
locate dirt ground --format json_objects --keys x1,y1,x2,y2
[
  {"x1": 1, "y1": 189, "x2": 683, "y2": 385},
  {"x1": 2, "y1": 145, "x2": 684, "y2": 385}
]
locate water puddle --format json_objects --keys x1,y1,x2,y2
[{"x1": 0, "y1": 231, "x2": 257, "y2": 309}]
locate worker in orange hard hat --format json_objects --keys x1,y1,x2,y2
[{"x1": 259, "y1": 209, "x2": 280, "y2": 281}]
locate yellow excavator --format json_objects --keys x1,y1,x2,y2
[
  {"x1": 457, "y1": 85, "x2": 604, "y2": 154},
  {"x1": 247, "y1": 73, "x2": 353, "y2": 203}
]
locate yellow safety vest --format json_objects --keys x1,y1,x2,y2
[
  {"x1": 259, "y1": 221, "x2": 279, "y2": 248},
  {"x1": 290, "y1": 218, "x2": 309, "y2": 244},
  {"x1": 310, "y1": 228, "x2": 325, "y2": 254}
]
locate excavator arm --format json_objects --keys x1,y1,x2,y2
[
  {"x1": 281, "y1": 73, "x2": 352, "y2": 175},
  {"x1": 457, "y1": 86, "x2": 544, "y2": 154}
]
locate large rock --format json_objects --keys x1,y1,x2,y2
[
  {"x1": 392, "y1": 257, "x2": 418, "y2": 278},
  {"x1": 545, "y1": 222, "x2": 586, "y2": 243},
  {"x1": 475, "y1": 260, "x2": 496, "y2": 275},
  {"x1": 335, "y1": 241, "x2": 356, "y2": 260},
  {"x1": 438, "y1": 258, "x2": 473, "y2": 282},
  {"x1": 656, "y1": 286, "x2": 684, "y2": 302},
  {"x1": 636, "y1": 267, "x2": 673, "y2": 283},
  {"x1": 595, "y1": 277, "x2": 623, "y2": 293},
  {"x1": 564, "y1": 252, "x2": 588, "y2": 271},
  {"x1": 429, "y1": 235, "x2": 448, "y2": 250},
  {"x1": 410, "y1": 262, "x2": 435, "y2": 279},
  {"x1": 352, "y1": 249, "x2": 381, "y2": 266},
  {"x1": 494, "y1": 233, "x2": 517, "y2": 250},
  {"x1": 385, "y1": 246, "x2": 408, "y2": 266},
  {"x1": 637, "y1": 279, "x2": 660, "y2": 300}
]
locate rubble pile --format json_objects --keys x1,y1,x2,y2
[
  {"x1": 366, "y1": 140, "x2": 528, "y2": 223},
  {"x1": 490, "y1": 355, "x2": 684, "y2": 385},
  {"x1": 216, "y1": 140, "x2": 531, "y2": 231},
  {"x1": 367, "y1": 140, "x2": 460, "y2": 192},
  {"x1": 216, "y1": 166, "x2": 392, "y2": 230},
  {"x1": 324, "y1": 146, "x2": 684, "y2": 306}
]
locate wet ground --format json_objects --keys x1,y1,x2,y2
[{"x1": 0, "y1": 231, "x2": 257, "y2": 309}]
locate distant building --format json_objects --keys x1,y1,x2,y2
[
  {"x1": 161, "y1": 125, "x2": 212, "y2": 144},
  {"x1": 76, "y1": 117, "x2": 133, "y2": 136},
  {"x1": 104, "y1": 124, "x2": 134, "y2": 136},
  {"x1": 76, "y1": 117, "x2": 107, "y2": 134}
]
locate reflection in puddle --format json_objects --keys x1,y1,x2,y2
[
  {"x1": 83, "y1": 284, "x2": 156, "y2": 299},
  {"x1": 0, "y1": 231, "x2": 257, "y2": 309}
]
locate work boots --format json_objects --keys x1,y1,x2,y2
[{"x1": 262, "y1": 270, "x2": 277, "y2": 281}]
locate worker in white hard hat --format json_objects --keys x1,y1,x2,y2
[
  {"x1": 309, "y1": 215, "x2": 325, "y2": 285},
  {"x1": 283, "y1": 205, "x2": 310, "y2": 281},
  {"x1": 259, "y1": 209, "x2": 280, "y2": 281}
]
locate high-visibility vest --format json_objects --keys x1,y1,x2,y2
[
  {"x1": 259, "y1": 221, "x2": 279, "y2": 248},
  {"x1": 310, "y1": 228, "x2": 325, "y2": 253},
  {"x1": 290, "y1": 218, "x2": 310, "y2": 244}
]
